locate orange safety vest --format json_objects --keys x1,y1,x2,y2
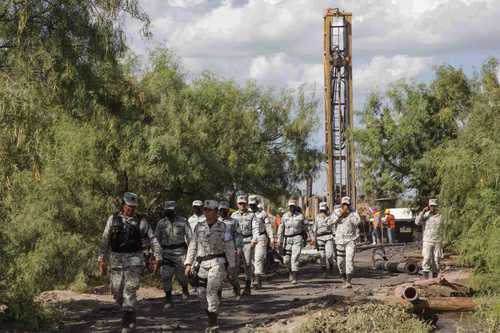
[{"x1": 386, "y1": 214, "x2": 396, "y2": 229}]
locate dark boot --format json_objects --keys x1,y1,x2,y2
[
  {"x1": 233, "y1": 284, "x2": 241, "y2": 300},
  {"x1": 254, "y1": 275, "x2": 262, "y2": 289},
  {"x1": 121, "y1": 310, "x2": 136, "y2": 333},
  {"x1": 217, "y1": 289, "x2": 222, "y2": 298},
  {"x1": 242, "y1": 280, "x2": 251, "y2": 296},
  {"x1": 163, "y1": 291, "x2": 173, "y2": 310},
  {"x1": 321, "y1": 266, "x2": 327, "y2": 278},
  {"x1": 206, "y1": 311, "x2": 218, "y2": 332},
  {"x1": 182, "y1": 285, "x2": 190, "y2": 300},
  {"x1": 344, "y1": 274, "x2": 352, "y2": 288}
]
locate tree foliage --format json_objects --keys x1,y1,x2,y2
[
  {"x1": 0, "y1": 2, "x2": 321, "y2": 328},
  {"x1": 355, "y1": 65, "x2": 472, "y2": 205}
]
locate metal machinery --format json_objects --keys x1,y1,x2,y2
[{"x1": 323, "y1": 8, "x2": 356, "y2": 210}]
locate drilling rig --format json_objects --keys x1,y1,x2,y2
[{"x1": 323, "y1": 8, "x2": 356, "y2": 209}]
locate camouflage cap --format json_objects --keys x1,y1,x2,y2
[
  {"x1": 237, "y1": 195, "x2": 247, "y2": 204},
  {"x1": 123, "y1": 192, "x2": 138, "y2": 207},
  {"x1": 204, "y1": 200, "x2": 218, "y2": 210},
  {"x1": 164, "y1": 201, "x2": 176, "y2": 210},
  {"x1": 218, "y1": 201, "x2": 230, "y2": 210}
]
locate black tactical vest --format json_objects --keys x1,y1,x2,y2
[{"x1": 109, "y1": 214, "x2": 142, "y2": 253}]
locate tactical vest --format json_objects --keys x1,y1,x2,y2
[{"x1": 109, "y1": 214, "x2": 142, "y2": 253}]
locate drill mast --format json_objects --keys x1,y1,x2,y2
[{"x1": 323, "y1": 8, "x2": 356, "y2": 209}]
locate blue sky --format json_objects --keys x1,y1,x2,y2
[{"x1": 125, "y1": 0, "x2": 500, "y2": 195}]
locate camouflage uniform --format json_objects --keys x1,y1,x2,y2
[
  {"x1": 219, "y1": 214, "x2": 243, "y2": 295},
  {"x1": 231, "y1": 209, "x2": 255, "y2": 290},
  {"x1": 251, "y1": 207, "x2": 274, "y2": 278},
  {"x1": 155, "y1": 215, "x2": 192, "y2": 303},
  {"x1": 188, "y1": 213, "x2": 206, "y2": 236},
  {"x1": 415, "y1": 199, "x2": 442, "y2": 278},
  {"x1": 278, "y1": 207, "x2": 306, "y2": 282},
  {"x1": 185, "y1": 217, "x2": 236, "y2": 315},
  {"x1": 99, "y1": 214, "x2": 160, "y2": 311},
  {"x1": 313, "y1": 211, "x2": 335, "y2": 271},
  {"x1": 332, "y1": 199, "x2": 361, "y2": 286}
]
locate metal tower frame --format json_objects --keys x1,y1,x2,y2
[{"x1": 323, "y1": 8, "x2": 356, "y2": 209}]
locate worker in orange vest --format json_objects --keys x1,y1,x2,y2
[
  {"x1": 385, "y1": 209, "x2": 396, "y2": 243},
  {"x1": 371, "y1": 208, "x2": 381, "y2": 244}
]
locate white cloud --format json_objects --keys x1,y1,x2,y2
[
  {"x1": 165, "y1": 0, "x2": 205, "y2": 8},
  {"x1": 354, "y1": 55, "x2": 432, "y2": 95}
]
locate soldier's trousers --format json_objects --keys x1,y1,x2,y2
[
  {"x1": 283, "y1": 235, "x2": 303, "y2": 272},
  {"x1": 241, "y1": 239, "x2": 254, "y2": 281},
  {"x1": 317, "y1": 237, "x2": 335, "y2": 270},
  {"x1": 160, "y1": 254, "x2": 188, "y2": 293},
  {"x1": 253, "y1": 234, "x2": 268, "y2": 276},
  {"x1": 110, "y1": 252, "x2": 144, "y2": 311},
  {"x1": 197, "y1": 260, "x2": 226, "y2": 313},
  {"x1": 336, "y1": 241, "x2": 355, "y2": 275},
  {"x1": 422, "y1": 241, "x2": 442, "y2": 273},
  {"x1": 110, "y1": 265, "x2": 142, "y2": 311}
]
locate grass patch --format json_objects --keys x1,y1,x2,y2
[{"x1": 296, "y1": 303, "x2": 432, "y2": 333}]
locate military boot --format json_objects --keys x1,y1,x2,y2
[
  {"x1": 242, "y1": 280, "x2": 251, "y2": 296},
  {"x1": 182, "y1": 285, "x2": 190, "y2": 300},
  {"x1": 290, "y1": 272, "x2": 297, "y2": 284},
  {"x1": 121, "y1": 310, "x2": 136, "y2": 333},
  {"x1": 233, "y1": 284, "x2": 241, "y2": 300},
  {"x1": 163, "y1": 291, "x2": 173, "y2": 310},
  {"x1": 344, "y1": 274, "x2": 352, "y2": 289},
  {"x1": 254, "y1": 275, "x2": 262, "y2": 290},
  {"x1": 321, "y1": 266, "x2": 328, "y2": 278},
  {"x1": 206, "y1": 311, "x2": 219, "y2": 332}
]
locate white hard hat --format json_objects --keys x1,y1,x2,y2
[
  {"x1": 319, "y1": 202, "x2": 328, "y2": 211},
  {"x1": 288, "y1": 199, "x2": 297, "y2": 207},
  {"x1": 341, "y1": 196, "x2": 351, "y2": 205},
  {"x1": 192, "y1": 200, "x2": 203, "y2": 207},
  {"x1": 248, "y1": 195, "x2": 258, "y2": 205}
]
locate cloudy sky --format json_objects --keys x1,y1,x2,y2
[{"x1": 126, "y1": 0, "x2": 500, "y2": 194}]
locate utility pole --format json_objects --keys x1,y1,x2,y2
[{"x1": 323, "y1": 8, "x2": 356, "y2": 209}]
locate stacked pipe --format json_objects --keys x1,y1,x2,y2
[{"x1": 372, "y1": 248, "x2": 419, "y2": 275}]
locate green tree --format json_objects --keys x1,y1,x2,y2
[
  {"x1": 438, "y1": 58, "x2": 500, "y2": 291},
  {"x1": 355, "y1": 65, "x2": 472, "y2": 205}
]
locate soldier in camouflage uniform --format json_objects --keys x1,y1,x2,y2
[
  {"x1": 312, "y1": 202, "x2": 336, "y2": 277},
  {"x1": 331, "y1": 196, "x2": 361, "y2": 288},
  {"x1": 155, "y1": 201, "x2": 192, "y2": 309},
  {"x1": 185, "y1": 200, "x2": 236, "y2": 332},
  {"x1": 231, "y1": 195, "x2": 254, "y2": 295},
  {"x1": 218, "y1": 201, "x2": 242, "y2": 299},
  {"x1": 188, "y1": 200, "x2": 206, "y2": 233},
  {"x1": 248, "y1": 195, "x2": 274, "y2": 289},
  {"x1": 277, "y1": 199, "x2": 306, "y2": 284},
  {"x1": 98, "y1": 192, "x2": 161, "y2": 333}
]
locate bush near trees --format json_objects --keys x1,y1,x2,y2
[
  {"x1": 0, "y1": 1, "x2": 321, "y2": 328},
  {"x1": 356, "y1": 59, "x2": 500, "y2": 293}
]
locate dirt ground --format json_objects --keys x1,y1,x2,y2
[{"x1": 4, "y1": 244, "x2": 471, "y2": 333}]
